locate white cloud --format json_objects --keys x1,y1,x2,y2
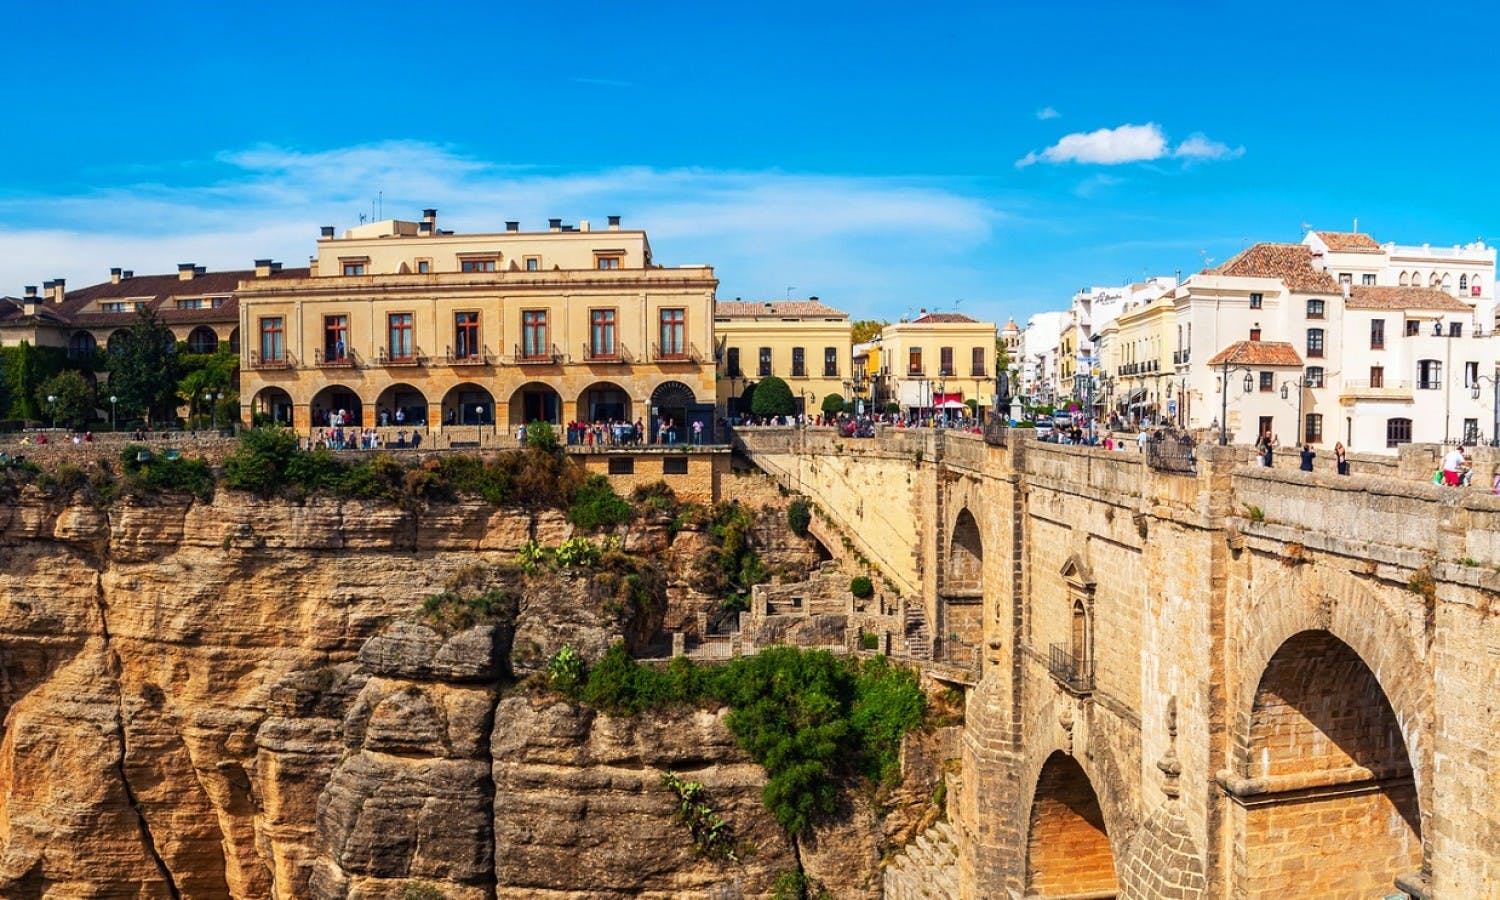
[
  {"x1": 1036, "y1": 106, "x2": 1061, "y2": 120},
  {"x1": 1017, "y1": 122, "x2": 1241, "y2": 167},
  {"x1": 0, "y1": 141, "x2": 1000, "y2": 320}
]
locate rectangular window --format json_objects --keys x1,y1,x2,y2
[
  {"x1": 387, "y1": 313, "x2": 413, "y2": 361},
  {"x1": 1249, "y1": 327, "x2": 1262, "y2": 342},
  {"x1": 1362, "y1": 273, "x2": 1376, "y2": 285},
  {"x1": 525, "y1": 256, "x2": 541, "y2": 271},
  {"x1": 460, "y1": 259, "x2": 497, "y2": 273},
  {"x1": 1450, "y1": 321, "x2": 1464, "y2": 337},
  {"x1": 1464, "y1": 419, "x2": 1480, "y2": 443},
  {"x1": 1370, "y1": 365, "x2": 1384, "y2": 388},
  {"x1": 659, "y1": 308, "x2": 686, "y2": 357},
  {"x1": 1387, "y1": 417, "x2": 1412, "y2": 448},
  {"x1": 259, "y1": 317, "x2": 284, "y2": 362},
  {"x1": 825, "y1": 347, "x2": 839, "y2": 378},
  {"x1": 792, "y1": 347, "x2": 806, "y2": 377},
  {"x1": 608, "y1": 457, "x2": 635, "y2": 475},
  {"x1": 1259, "y1": 371, "x2": 1275, "y2": 392},
  {"x1": 1306, "y1": 328, "x2": 1324, "y2": 358},
  {"x1": 590, "y1": 309, "x2": 616, "y2": 358},
  {"x1": 175, "y1": 298, "x2": 202, "y2": 309},
  {"x1": 1371, "y1": 319, "x2": 1385, "y2": 349},
  {"x1": 663, "y1": 457, "x2": 689, "y2": 475},
  {"x1": 1338, "y1": 273, "x2": 1353, "y2": 285},
  {"x1": 1304, "y1": 366, "x2": 1324, "y2": 388},
  {"x1": 1304, "y1": 413, "x2": 1323, "y2": 444},
  {"x1": 324, "y1": 314, "x2": 349, "y2": 360},
  {"x1": 1405, "y1": 320, "x2": 1421, "y2": 336},
  {"x1": 522, "y1": 310, "x2": 548, "y2": 358},
  {"x1": 971, "y1": 347, "x2": 986, "y2": 376},
  {"x1": 940, "y1": 346, "x2": 954, "y2": 376},
  {"x1": 416, "y1": 260, "x2": 431, "y2": 274},
  {"x1": 908, "y1": 347, "x2": 923, "y2": 375},
  {"x1": 454, "y1": 311, "x2": 480, "y2": 359},
  {"x1": 597, "y1": 255, "x2": 622, "y2": 270},
  {"x1": 1249, "y1": 292, "x2": 1263, "y2": 309},
  {"x1": 758, "y1": 347, "x2": 772, "y2": 376},
  {"x1": 1417, "y1": 359, "x2": 1442, "y2": 390},
  {"x1": 1465, "y1": 361, "x2": 1479, "y2": 388},
  {"x1": 342, "y1": 262, "x2": 366, "y2": 276},
  {"x1": 211, "y1": 296, "x2": 227, "y2": 308},
  {"x1": 1306, "y1": 299, "x2": 1325, "y2": 319},
  {"x1": 726, "y1": 347, "x2": 741, "y2": 377}
]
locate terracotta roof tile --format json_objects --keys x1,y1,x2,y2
[
  {"x1": 1211, "y1": 243, "x2": 1340, "y2": 294},
  {"x1": 5, "y1": 267, "x2": 307, "y2": 331},
  {"x1": 1347, "y1": 285, "x2": 1473, "y2": 312},
  {"x1": 911, "y1": 312, "x2": 978, "y2": 324},
  {"x1": 1315, "y1": 231, "x2": 1383, "y2": 252},
  {"x1": 1205, "y1": 340, "x2": 1304, "y2": 368},
  {"x1": 715, "y1": 300, "x2": 848, "y2": 319}
]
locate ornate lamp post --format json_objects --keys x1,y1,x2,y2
[
  {"x1": 109, "y1": 394, "x2": 118, "y2": 431},
  {"x1": 1280, "y1": 375, "x2": 1308, "y2": 445},
  {"x1": 1471, "y1": 376, "x2": 1499, "y2": 446},
  {"x1": 46, "y1": 393, "x2": 57, "y2": 430}
]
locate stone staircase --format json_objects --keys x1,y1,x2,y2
[
  {"x1": 904, "y1": 601, "x2": 932, "y2": 661},
  {"x1": 883, "y1": 820, "x2": 960, "y2": 900}
]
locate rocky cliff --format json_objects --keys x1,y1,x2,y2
[{"x1": 0, "y1": 486, "x2": 890, "y2": 899}]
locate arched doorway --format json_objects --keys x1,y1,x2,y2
[
  {"x1": 1026, "y1": 752, "x2": 1118, "y2": 897},
  {"x1": 252, "y1": 387, "x2": 294, "y2": 426},
  {"x1": 576, "y1": 381, "x2": 632, "y2": 424},
  {"x1": 228, "y1": 327, "x2": 240, "y2": 355},
  {"x1": 444, "y1": 383, "x2": 497, "y2": 426},
  {"x1": 649, "y1": 380, "x2": 698, "y2": 444},
  {"x1": 947, "y1": 509, "x2": 982, "y2": 592},
  {"x1": 107, "y1": 329, "x2": 130, "y2": 355},
  {"x1": 1239, "y1": 630, "x2": 1420, "y2": 897},
  {"x1": 68, "y1": 331, "x2": 97, "y2": 362},
  {"x1": 507, "y1": 381, "x2": 559, "y2": 426},
  {"x1": 310, "y1": 385, "x2": 363, "y2": 428},
  {"x1": 376, "y1": 383, "x2": 428, "y2": 426},
  {"x1": 942, "y1": 508, "x2": 984, "y2": 660},
  {"x1": 187, "y1": 326, "x2": 218, "y2": 355}
]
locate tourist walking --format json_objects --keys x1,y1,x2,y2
[{"x1": 1334, "y1": 441, "x2": 1349, "y2": 475}]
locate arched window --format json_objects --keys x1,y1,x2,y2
[
  {"x1": 1473, "y1": 275, "x2": 1484, "y2": 296},
  {"x1": 68, "y1": 331, "x2": 97, "y2": 361},
  {"x1": 187, "y1": 326, "x2": 218, "y2": 355},
  {"x1": 1459, "y1": 274, "x2": 1469, "y2": 292},
  {"x1": 1399, "y1": 271, "x2": 1410, "y2": 286},
  {"x1": 1430, "y1": 272, "x2": 1442, "y2": 288},
  {"x1": 1442, "y1": 273, "x2": 1453, "y2": 292}
]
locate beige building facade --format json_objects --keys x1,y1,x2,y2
[
  {"x1": 713, "y1": 299, "x2": 851, "y2": 416},
  {"x1": 237, "y1": 211, "x2": 718, "y2": 441},
  {"x1": 878, "y1": 313, "x2": 998, "y2": 418}
]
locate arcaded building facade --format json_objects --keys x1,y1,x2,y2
[{"x1": 236, "y1": 211, "x2": 718, "y2": 440}]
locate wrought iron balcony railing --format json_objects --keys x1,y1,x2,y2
[
  {"x1": 250, "y1": 350, "x2": 296, "y2": 369},
  {"x1": 581, "y1": 341, "x2": 633, "y2": 363},
  {"x1": 443, "y1": 346, "x2": 495, "y2": 366},
  {"x1": 511, "y1": 343, "x2": 564, "y2": 365},
  {"x1": 314, "y1": 348, "x2": 358, "y2": 367},
  {"x1": 1048, "y1": 643, "x2": 1094, "y2": 693}
]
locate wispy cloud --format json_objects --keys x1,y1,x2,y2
[
  {"x1": 0, "y1": 141, "x2": 1001, "y2": 319},
  {"x1": 1017, "y1": 122, "x2": 1242, "y2": 167},
  {"x1": 1036, "y1": 106, "x2": 1061, "y2": 120}
]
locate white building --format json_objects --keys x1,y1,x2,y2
[{"x1": 1019, "y1": 310, "x2": 1068, "y2": 403}]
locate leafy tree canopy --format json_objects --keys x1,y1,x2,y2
[
  {"x1": 37, "y1": 370, "x2": 95, "y2": 429},
  {"x1": 850, "y1": 320, "x2": 887, "y2": 344},
  {"x1": 750, "y1": 376, "x2": 796, "y2": 417},
  {"x1": 108, "y1": 308, "x2": 181, "y2": 424},
  {"x1": 819, "y1": 394, "x2": 846, "y2": 416}
]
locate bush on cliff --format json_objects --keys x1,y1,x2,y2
[
  {"x1": 786, "y1": 499, "x2": 811, "y2": 537},
  {"x1": 120, "y1": 445, "x2": 214, "y2": 501},
  {"x1": 568, "y1": 475, "x2": 631, "y2": 529}
]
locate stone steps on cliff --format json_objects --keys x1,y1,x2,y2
[
  {"x1": 883, "y1": 820, "x2": 959, "y2": 900},
  {"x1": 904, "y1": 604, "x2": 933, "y2": 661}
]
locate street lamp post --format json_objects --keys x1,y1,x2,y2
[
  {"x1": 1280, "y1": 376, "x2": 1308, "y2": 445},
  {"x1": 1218, "y1": 363, "x2": 1256, "y2": 446},
  {"x1": 46, "y1": 393, "x2": 57, "y2": 430},
  {"x1": 109, "y1": 394, "x2": 117, "y2": 432},
  {"x1": 1471, "y1": 376, "x2": 1500, "y2": 447}
]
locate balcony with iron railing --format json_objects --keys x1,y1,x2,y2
[
  {"x1": 651, "y1": 342, "x2": 702, "y2": 363},
  {"x1": 250, "y1": 349, "x2": 297, "y2": 369},
  {"x1": 314, "y1": 348, "x2": 359, "y2": 367},
  {"x1": 376, "y1": 347, "x2": 425, "y2": 367},
  {"x1": 443, "y1": 346, "x2": 495, "y2": 366},
  {"x1": 1340, "y1": 379, "x2": 1413, "y2": 401},
  {"x1": 511, "y1": 343, "x2": 563, "y2": 365},
  {"x1": 581, "y1": 341, "x2": 633, "y2": 363},
  {"x1": 1048, "y1": 643, "x2": 1094, "y2": 694}
]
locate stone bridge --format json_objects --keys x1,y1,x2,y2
[{"x1": 733, "y1": 426, "x2": 1499, "y2": 899}]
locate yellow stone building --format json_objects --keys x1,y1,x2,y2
[
  {"x1": 877, "y1": 313, "x2": 998, "y2": 418},
  {"x1": 237, "y1": 211, "x2": 718, "y2": 441},
  {"x1": 1101, "y1": 293, "x2": 1178, "y2": 424},
  {"x1": 713, "y1": 299, "x2": 851, "y2": 416}
]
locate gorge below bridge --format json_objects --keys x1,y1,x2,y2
[{"x1": 733, "y1": 426, "x2": 1500, "y2": 899}]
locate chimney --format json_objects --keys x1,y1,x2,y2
[
  {"x1": 110, "y1": 267, "x2": 122, "y2": 285},
  {"x1": 51, "y1": 278, "x2": 66, "y2": 302},
  {"x1": 548, "y1": 218, "x2": 562, "y2": 233},
  {"x1": 23, "y1": 285, "x2": 37, "y2": 316},
  {"x1": 254, "y1": 259, "x2": 274, "y2": 277},
  {"x1": 122, "y1": 270, "x2": 133, "y2": 280},
  {"x1": 505, "y1": 221, "x2": 519, "y2": 233},
  {"x1": 194, "y1": 265, "x2": 206, "y2": 277},
  {"x1": 422, "y1": 208, "x2": 437, "y2": 224},
  {"x1": 809, "y1": 295, "x2": 819, "y2": 302},
  {"x1": 418, "y1": 220, "x2": 433, "y2": 235},
  {"x1": 178, "y1": 263, "x2": 196, "y2": 281},
  {"x1": 608, "y1": 215, "x2": 621, "y2": 231},
  {"x1": 320, "y1": 226, "x2": 336, "y2": 239},
  {"x1": 579, "y1": 219, "x2": 591, "y2": 232}
]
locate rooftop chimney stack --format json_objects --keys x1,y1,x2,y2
[
  {"x1": 23, "y1": 285, "x2": 37, "y2": 316},
  {"x1": 254, "y1": 259, "x2": 273, "y2": 277},
  {"x1": 110, "y1": 267, "x2": 122, "y2": 285},
  {"x1": 320, "y1": 226, "x2": 336, "y2": 239},
  {"x1": 52, "y1": 279, "x2": 65, "y2": 302},
  {"x1": 608, "y1": 215, "x2": 621, "y2": 231},
  {"x1": 418, "y1": 220, "x2": 433, "y2": 235},
  {"x1": 579, "y1": 219, "x2": 591, "y2": 232},
  {"x1": 422, "y1": 208, "x2": 437, "y2": 224},
  {"x1": 122, "y1": 270, "x2": 133, "y2": 280},
  {"x1": 505, "y1": 221, "x2": 519, "y2": 233},
  {"x1": 178, "y1": 263, "x2": 196, "y2": 281},
  {"x1": 548, "y1": 218, "x2": 562, "y2": 233}
]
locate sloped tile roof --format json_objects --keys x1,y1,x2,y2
[
  {"x1": 715, "y1": 300, "x2": 848, "y2": 319},
  {"x1": 1, "y1": 267, "x2": 308, "y2": 331},
  {"x1": 1211, "y1": 243, "x2": 1341, "y2": 294},
  {"x1": 1205, "y1": 340, "x2": 1304, "y2": 368},
  {"x1": 1347, "y1": 285, "x2": 1474, "y2": 312},
  {"x1": 1315, "y1": 231, "x2": 1383, "y2": 252},
  {"x1": 912, "y1": 312, "x2": 978, "y2": 324}
]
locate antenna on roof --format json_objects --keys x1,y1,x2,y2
[
  {"x1": 786, "y1": 286, "x2": 795, "y2": 301},
  {"x1": 378, "y1": 190, "x2": 382, "y2": 221}
]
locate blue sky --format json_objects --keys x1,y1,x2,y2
[{"x1": 3, "y1": 1, "x2": 1495, "y2": 325}]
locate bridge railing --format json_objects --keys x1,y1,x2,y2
[{"x1": 1147, "y1": 430, "x2": 1198, "y2": 475}]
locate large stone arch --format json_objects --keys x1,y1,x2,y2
[
  {"x1": 1231, "y1": 630, "x2": 1422, "y2": 897},
  {"x1": 941, "y1": 506, "x2": 984, "y2": 662},
  {"x1": 1024, "y1": 751, "x2": 1121, "y2": 898}
]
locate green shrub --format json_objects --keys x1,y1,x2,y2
[
  {"x1": 525, "y1": 420, "x2": 560, "y2": 452},
  {"x1": 433, "y1": 454, "x2": 512, "y2": 504},
  {"x1": 420, "y1": 588, "x2": 514, "y2": 631},
  {"x1": 546, "y1": 644, "x2": 586, "y2": 696},
  {"x1": 660, "y1": 770, "x2": 737, "y2": 860},
  {"x1": 569, "y1": 474, "x2": 631, "y2": 529},
  {"x1": 751, "y1": 376, "x2": 796, "y2": 417},
  {"x1": 860, "y1": 632, "x2": 880, "y2": 651},
  {"x1": 849, "y1": 575, "x2": 873, "y2": 599},
  {"x1": 771, "y1": 869, "x2": 830, "y2": 900},
  {"x1": 786, "y1": 499, "x2": 812, "y2": 537},
  {"x1": 222, "y1": 427, "x2": 299, "y2": 496},
  {"x1": 119, "y1": 445, "x2": 214, "y2": 500}
]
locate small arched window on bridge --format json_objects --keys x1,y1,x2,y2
[{"x1": 1052, "y1": 555, "x2": 1096, "y2": 694}]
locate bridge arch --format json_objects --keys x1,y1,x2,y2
[
  {"x1": 1235, "y1": 630, "x2": 1422, "y2": 896},
  {"x1": 1024, "y1": 751, "x2": 1120, "y2": 898},
  {"x1": 938, "y1": 505, "x2": 985, "y2": 663}
]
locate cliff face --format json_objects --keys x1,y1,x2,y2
[{"x1": 0, "y1": 488, "x2": 879, "y2": 899}]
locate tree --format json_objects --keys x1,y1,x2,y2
[
  {"x1": 0, "y1": 357, "x2": 10, "y2": 421},
  {"x1": 751, "y1": 375, "x2": 796, "y2": 417},
  {"x1": 37, "y1": 370, "x2": 95, "y2": 429},
  {"x1": 820, "y1": 394, "x2": 846, "y2": 417},
  {"x1": 177, "y1": 342, "x2": 240, "y2": 428},
  {"x1": 850, "y1": 320, "x2": 887, "y2": 344},
  {"x1": 108, "y1": 308, "x2": 181, "y2": 425}
]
